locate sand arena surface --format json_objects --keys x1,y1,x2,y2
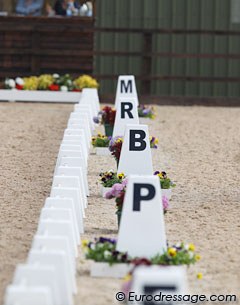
[{"x1": 0, "y1": 103, "x2": 239, "y2": 305}]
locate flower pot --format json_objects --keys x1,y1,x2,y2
[
  {"x1": 101, "y1": 186, "x2": 112, "y2": 197},
  {"x1": 162, "y1": 189, "x2": 172, "y2": 200},
  {"x1": 104, "y1": 124, "x2": 114, "y2": 137},
  {"x1": 96, "y1": 147, "x2": 111, "y2": 156},
  {"x1": 116, "y1": 210, "x2": 122, "y2": 227},
  {"x1": 139, "y1": 117, "x2": 150, "y2": 124},
  {"x1": 151, "y1": 148, "x2": 158, "y2": 158},
  {"x1": 90, "y1": 262, "x2": 133, "y2": 278}
]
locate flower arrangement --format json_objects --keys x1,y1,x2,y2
[
  {"x1": 82, "y1": 237, "x2": 130, "y2": 265},
  {"x1": 138, "y1": 105, "x2": 156, "y2": 119},
  {"x1": 99, "y1": 171, "x2": 125, "y2": 188},
  {"x1": 154, "y1": 171, "x2": 176, "y2": 189},
  {"x1": 149, "y1": 136, "x2": 159, "y2": 149},
  {"x1": 92, "y1": 133, "x2": 111, "y2": 148},
  {"x1": 82, "y1": 238, "x2": 200, "y2": 267},
  {"x1": 93, "y1": 106, "x2": 116, "y2": 137},
  {"x1": 4, "y1": 74, "x2": 98, "y2": 92},
  {"x1": 109, "y1": 136, "x2": 123, "y2": 164},
  {"x1": 74, "y1": 74, "x2": 99, "y2": 90},
  {"x1": 93, "y1": 106, "x2": 116, "y2": 126}
]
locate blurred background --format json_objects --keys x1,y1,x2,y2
[{"x1": 0, "y1": 0, "x2": 240, "y2": 103}]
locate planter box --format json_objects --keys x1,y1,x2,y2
[
  {"x1": 101, "y1": 186, "x2": 112, "y2": 197},
  {"x1": 96, "y1": 147, "x2": 111, "y2": 156},
  {"x1": 0, "y1": 89, "x2": 81, "y2": 103},
  {"x1": 162, "y1": 189, "x2": 172, "y2": 200},
  {"x1": 90, "y1": 262, "x2": 133, "y2": 278},
  {"x1": 139, "y1": 117, "x2": 151, "y2": 124}
]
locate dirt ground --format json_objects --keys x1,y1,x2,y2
[{"x1": 0, "y1": 103, "x2": 239, "y2": 305}]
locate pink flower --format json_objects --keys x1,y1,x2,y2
[
  {"x1": 122, "y1": 179, "x2": 128, "y2": 188},
  {"x1": 162, "y1": 196, "x2": 169, "y2": 210},
  {"x1": 111, "y1": 183, "x2": 125, "y2": 197},
  {"x1": 105, "y1": 190, "x2": 114, "y2": 199},
  {"x1": 105, "y1": 183, "x2": 125, "y2": 199}
]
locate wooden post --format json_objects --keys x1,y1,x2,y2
[{"x1": 141, "y1": 32, "x2": 153, "y2": 95}]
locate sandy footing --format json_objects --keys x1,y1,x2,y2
[{"x1": 0, "y1": 103, "x2": 239, "y2": 305}]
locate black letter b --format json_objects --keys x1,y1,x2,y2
[{"x1": 129, "y1": 130, "x2": 146, "y2": 151}]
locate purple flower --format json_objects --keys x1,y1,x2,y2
[
  {"x1": 143, "y1": 109, "x2": 150, "y2": 115},
  {"x1": 154, "y1": 171, "x2": 160, "y2": 175},
  {"x1": 93, "y1": 116, "x2": 99, "y2": 124},
  {"x1": 98, "y1": 237, "x2": 116, "y2": 244}
]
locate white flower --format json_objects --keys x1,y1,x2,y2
[
  {"x1": 60, "y1": 86, "x2": 68, "y2": 92},
  {"x1": 67, "y1": 79, "x2": 72, "y2": 86},
  {"x1": 184, "y1": 244, "x2": 189, "y2": 251},
  {"x1": 189, "y1": 251, "x2": 194, "y2": 259},
  {"x1": 103, "y1": 250, "x2": 111, "y2": 259},
  {"x1": 6, "y1": 79, "x2": 16, "y2": 88},
  {"x1": 15, "y1": 77, "x2": 24, "y2": 86},
  {"x1": 89, "y1": 244, "x2": 95, "y2": 250},
  {"x1": 53, "y1": 73, "x2": 60, "y2": 78}
]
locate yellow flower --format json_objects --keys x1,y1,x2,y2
[
  {"x1": 81, "y1": 239, "x2": 89, "y2": 249},
  {"x1": 118, "y1": 173, "x2": 124, "y2": 179},
  {"x1": 188, "y1": 243, "x2": 195, "y2": 252},
  {"x1": 155, "y1": 138, "x2": 159, "y2": 144},
  {"x1": 195, "y1": 254, "x2": 201, "y2": 261},
  {"x1": 123, "y1": 273, "x2": 132, "y2": 282},
  {"x1": 197, "y1": 273, "x2": 203, "y2": 280},
  {"x1": 168, "y1": 248, "x2": 177, "y2": 257},
  {"x1": 158, "y1": 173, "x2": 163, "y2": 178}
]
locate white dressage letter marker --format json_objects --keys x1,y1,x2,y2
[
  {"x1": 130, "y1": 266, "x2": 188, "y2": 305},
  {"x1": 117, "y1": 175, "x2": 167, "y2": 258},
  {"x1": 115, "y1": 75, "x2": 139, "y2": 107},
  {"x1": 117, "y1": 124, "x2": 153, "y2": 176},
  {"x1": 112, "y1": 98, "x2": 139, "y2": 138}
]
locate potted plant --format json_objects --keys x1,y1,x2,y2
[
  {"x1": 109, "y1": 136, "x2": 123, "y2": 168},
  {"x1": 154, "y1": 171, "x2": 176, "y2": 200},
  {"x1": 93, "y1": 106, "x2": 116, "y2": 136},
  {"x1": 99, "y1": 171, "x2": 125, "y2": 197},
  {"x1": 82, "y1": 237, "x2": 132, "y2": 278},
  {"x1": 138, "y1": 105, "x2": 156, "y2": 124},
  {"x1": 82, "y1": 238, "x2": 200, "y2": 278},
  {"x1": 105, "y1": 180, "x2": 169, "y2": 227},
  {"x1": 92, "y1": 133, "x2": 111, "y2": 156}
]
